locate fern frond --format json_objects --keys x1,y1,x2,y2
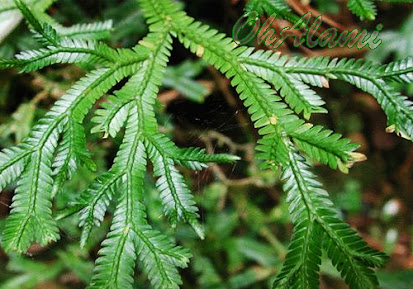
[
  {"x1": 1, "y1": 1, "x2": 143, "y2": 71},
  {"x1": 0, "y1": 28, "x2": 145, "y2": 71},
  {"x1": 170, "y1": 14, "x2": 293, "y2": 167},
  {"x1": 174, "y1": 147, "x2": 240, "y2": 170},
  {"x1": 47, "y1": 67, "x2": 133, "y2": 130},
  {"x1": 26, "y1": 3, "x2": 113, "y2": 41},
  {"x1": 52, "y1": 19, "x2": 114, "y2": 40},
  {"x1": 146, "y1": 137, "x2": 203, "y2": 238},
  {"x1": 88, "y1": 133, "x2": 146, "y2": 289},
  {"x1": 2, "y1": 1, "x2": 410, "y2": 289},
  {"x1": 241, "y1": 52, "x2": 413, "y2": 141},
  {"x1": 2, "y1": 61, "x2": 142, "y2": 252},
  {"x1": 276, "y1": 142, "x2": 387, "y2": 289},
  {"x1": 0, "y1": 146, "x2": 30, "y2": 192},
  {"x1": 94, "y1": 24, "x2": 206, "y2": 241},
  {"x1": 91, "y1": 26, "x2": 173, "y2": 138},
  {"x1": 88, "y1": 208, "x2": 137, "y2": 289},
  {"x1": 52, "y1": 120, "x2": 95, "y2": 197},
  {"x1": 347, "y1": 0, "x2": 377, "y2": 20},
  {"x1": 67, "y1": 66, "x2": 140, "y2": 121},
  {"x1": 290, "y1": 124, "x2": 359, "y2": 172},
  {"x1": 245, "y1": 0, "x2": 299, "y2": 23},
  {"x1": 148, "y1": 134, "x2": 239, "y2": 170},
  {"x1": 88, "y1": 136, "x2": 146, "y2": 288},
  {"x1": 80, "y1": 104, "x2": 148, "y2": 244},
  {"x1": 256, "y1": 132, "x2": 290, "y2": 169},
  {"x1": 91, "y1": 93, "x2": 132, "y2": 138},
  {"x1": 14, "y1": 0, "x2": 60, "y2": 46},
  {"x1": 337, "y1": 74, "x2": 413, "y2": 140},
  {"x1": 379, "y1": 56, "x2": 413, "y2": 83},
  {"x1": 1, "y1": 40, "x2": 116, "y2": 72},
  {"x1": 134, "y1": 226, "x2": 191, "y2": 289},
  {"x1": 78, "y1": 172, "x2": 119, "y2": 247},
  {"x1": 87, "y1": 101, "x2": 193, "y2": 289},
  {"x1": 245, "y1": 54, "x2": 326, "y2": 119},
  {"x1": 133, "y1": 4, "x2": 394, "y2": 289},
  {"x1": 91, "y1": 76, "x2": 137, "y2": 138},
  {"x1": 273, "y1": 221, "x2": 322, "y2": 289},
  {"x1": 3, "y1": 123, "x2": 60, "y2": 253},
  {"x1": 136, "y1": 0, "x2": 181, "y2": 24},
  {"x1": 172, "y1": 19, "x2": 360, "y2": 172}
]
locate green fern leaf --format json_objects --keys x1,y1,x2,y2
[
  {"x1": 337, "y1": 74, "x2": 413, "y2": 140},
  {"x1": 88, "y1": 142, "x2": 145, "y2": 289},
  {"x1": 91, "y1": 94, "x2": 131, "y2": 138},
  {"x1": 149, "y1": 134, "x2": 240, "y2": 170},
  {"x1": 241, "y1": 52, "x2": 413, "y2": 141},
  {"x1": 52, "y1": 120, "x2": 95, "y2": 196},
  {"x1": 273, "y1": 221, "x2": 322, "y2": 289},
  {"x1": 88, "y1": 104, "x2": 193, "y2": 289},
  {"x1": 347, "y1": 0, "x2": 377, "y2": 20},
  {"x1": 78, "y1": 172, "x2": 119, "y2": 247},
  {"x1": 53, "y1": 19, "x2": 113, "y2": 40},
  {"x1": 3, "y1": 1, "x2": 412, "y2": 289},
  {"x1": 380, "y1": 56, "x2": 413, "y2": 83},
  {"x1": 0, "y1": 146, "x2": 30, "y2": 192},
  {"x1": 11, "y1": 40, "x2": 116, "y2": 72},
  {"x1": 146, "y1": 137, "x2": 204, "y2": 238},
  {"x1": 134, "y1": 226, "x2": 191, "y2": 289},
  {"x1": 91, "y1": 72, "x2": 145, "y2": 138},
  {"x1": 14, "y1": 0, "x2": 60, "y2": 45},
  {"x1": 290, "y1": 124, "x2": 359, "y2": 171},
  {"x1": 277, "y1": 143, "x2": 388, "y2": 289},
  {"x1": 3, "y1": 123, "x2": 60, "y2": 253},
  {"x1": 245, "y1": 0, "x2": 299, "y2": 23},
  {"x1": 87, "y1": 141, "x2": 146, "y2": 288},
  {"x1": 88, "y1": 216, "x2": 137, "y2": 289},
  {"x1": 245, "y1": 55, "x2": 327, "y2": 119}
]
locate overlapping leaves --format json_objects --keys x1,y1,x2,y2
[{"x1": 1, "y1": 0, "x2": 412, "y2": 289}]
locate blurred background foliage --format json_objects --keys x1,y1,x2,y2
[{"x1": 0, "y1": 0, "x2": 412, "y2": 288}]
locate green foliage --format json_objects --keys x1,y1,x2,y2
[
  {"x1": 348, "y1": 0, "x2": 377, "y2": 20},
  {"x1": 0, "y1": 0, "x2": 412, "y2": 289},
  {"x1": 244, "y1": 0, "x2": 413, "y2": 21},
  {"x1": 0, "y1": 254, "x2": 64, "y2": 289},
  {"x1": 378, "y1": 270, "x2": 413, "y2": 289},
  {"x1": 274, "y1": 144, "x2": 387, "y2": 289},
  {"x1": 245, "y1": 0, "x2": 300, "y2": 23},
  {"x1": 350, "y1": 0, "x2": 413, "y2": 21},
  {"x1": 0, "y1": 245, "x2": 94, "y2": 289}
]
